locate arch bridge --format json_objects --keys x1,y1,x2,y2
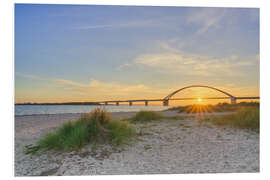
[{"x1": 97, "y1": 85, "x2": 259, "y2": 106}]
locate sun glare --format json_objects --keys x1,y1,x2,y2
[{"x1": 197, "y1": 98, "x2": 202, "y2": 103}]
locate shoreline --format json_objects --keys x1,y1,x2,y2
[
  {"x1": 15, "y1": 111, "x2": 259, "y2": 176},
  {"x1": 15, "y1": 105, "x2": 170, "y2": 117},
  {"x1": 15, "y1": 111, "x2": 232, "y2": 117}
]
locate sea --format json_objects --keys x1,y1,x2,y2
[{"x1": 15, "y1": 105, "x2": 170, "y2": 116}]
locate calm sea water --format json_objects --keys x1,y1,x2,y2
[{"x1": 15, "y1": 105, "x2": 170, "y2": 116}]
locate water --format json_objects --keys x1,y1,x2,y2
[{"x1": 15, "y1": 105, "x2": 170, "y2": 116}]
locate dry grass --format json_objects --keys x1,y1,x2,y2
[
  {"x1": 201, "y1": 106, "x2": 259, "y2": 132},
  {"x1": 129, "y1": 111, "x2": 163, "y2": 123},
  {"x1": 167, "y1": 102, "x2": 259, "y2": 114}
]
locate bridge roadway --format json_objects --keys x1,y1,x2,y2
[{"x1": 97, "y1": 96, "x2": 260, "y2": 106}]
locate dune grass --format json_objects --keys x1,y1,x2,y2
[
  {"x1": 202, "y1": 106, "x2": 259, "y2": 132},
  {"x1": 28, "y1": 109, "x2": 135, "y2": 153},
  {"x1": 130, "y1": 110, "x2": 163, "y2": 123},
  {"x1": 166, "y1": 102, "x2": 259, "y2": 114}
]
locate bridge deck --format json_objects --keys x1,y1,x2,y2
[
  {"x1": 97, "y1": 97, "x2": 259, "y2": 104},
  {"x1": 96, "y1": 85, "x2": 259, "y2": 106}
]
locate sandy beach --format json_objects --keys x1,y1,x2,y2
[{"x1": 15, "y1": 111, "x2": 259, "y2": 176}]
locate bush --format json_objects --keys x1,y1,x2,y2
[
  {"x1": 37, "y1": 108, "x2": 135, "y2": 151},
  {"x1": 131, "y1": 111, "x2": 162, "y2": 123}
]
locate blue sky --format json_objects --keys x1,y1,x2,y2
[{"x1": 15, "y1": 4, "x2": 259, "y2": 103}]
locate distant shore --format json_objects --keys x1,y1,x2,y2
[
  {"x1": 15, "y1": 111, "x2": 259, "y2": 176},
  {"x1": 15, "y1": 104, "x2": 169, "y2": 116},
  {"x1": 15, "y1": 102, "x2": 101, "y2": 105}
]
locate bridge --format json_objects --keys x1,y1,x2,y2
[{"x1": 96, "y1": 85, "x2": 260, "y2": 106}]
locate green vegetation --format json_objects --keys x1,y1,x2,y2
[
  {"x1": 201, "y1": 106, "x2": 259, "y2": 132},
  {"x1": 24, "y1": 102, "x2": 260, "y2": 154},
  {"x1": 130, "y1": 111, "x2": 163, "y2": 123},
  {"x1": 167, "y1": 102, "x2": 260, "y2": 132},
  {"x1": 167, "y1": 102, "x2": 259, "y2": 113},
  {"x1": 26, "y1": 109, "x2": 135, "y2": 153}
]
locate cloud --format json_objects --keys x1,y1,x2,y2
[
  {"x1": 134, "y1": 51, "x2": 256, "y2": 77},
  {"x1": 116, "y1": 63, "x2": 131, "y2": 70},
  {"x1": 15, "y1": 72, "x2": 171, "y2": 100},
  {"x1": 117, "y1": 39, "x2": 258, "y2": 77},
  {"x1": 16, "y1": 72, "x2": 86, "y2": 87},
  {"x1": 16, "y1": 72, "x2": 259, "y2": 103},
  {"x1": 187, "y1": 8, "x2": 227, "y2": 35},
  {"x1": 75, "y1": 19, "x2": 157, "y2": 30},
  {"x1": 156, "y1": 40, "x2": 182, "y2": 53}
]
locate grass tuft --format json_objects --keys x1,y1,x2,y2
[
  {"x1": 35, "y1": 108, "x2": 135, "y2": 152},
  {"x1": 130, "y1": 111, "x2": 162, "y2": 123},
  {"x1": 107, "y1": 120, "x2": 135, "y2": 145}
]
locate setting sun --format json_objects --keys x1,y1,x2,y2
[{"x1": 197, "y1": 98, "x2": 202, "y2": 103}]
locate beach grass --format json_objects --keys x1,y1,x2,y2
[
  {"x1": 35, "y1": 108, "x2": 135, "y2": 151},
  {"x1": 130, "y1": 110, "x2": 163, "y2": 123},
  {"x1": 201, "y1": 106, "x2": 259, "y2": 132},
  {"x1": 166, "y1": 102, "x2": 259, "y2": 114}
]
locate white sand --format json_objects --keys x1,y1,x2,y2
[{"x1": 15, "y1": 111, "x2": 259, "y2": 176}]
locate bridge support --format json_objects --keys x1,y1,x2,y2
[
  {"x1": 116, "y1": 102, "x2": 119, "y2": 106},
  {"x1": 230, "y1": 97, "x2": 237, "y2": 104},
  {"x1": 145, "y1": 100, "x2": 148, "y2": 106},
  {"x1": 163, "y1": 100, "x2": 169, "y2": 106},
  {"x1": 129, "y1": 101, "x2": 133, "y2": 106}
]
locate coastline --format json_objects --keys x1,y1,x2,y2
[
  {"x1": 15, "y1": 111, "x2": 259, "y2": 176},
  {"x1": 14, "y1": 111, "x2": 232, "y2": 117},
  {"x1": 15, "y1": 105, "x2": 169, "y2": 116}
]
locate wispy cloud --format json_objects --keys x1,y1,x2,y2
[
  {"x1": 15, "y1": 72, "x2": 172, "y2": 100},
  {"x1": 187, "y1": 8, "x2": 227, "y2": 35},
  {"x1": 134, "y1": 51, "x2": 256, "y2": 77},
  {"x1": 116, "y1": 38, "x2": 258, "y2": 77},
  {"x1": 15, "y1": 72, "x2": 258, "y2": 102},
  {"x1": 75, "y1": 19, "x2": 157, "y2": 30},
  {"x1": 116, "y1": 63, "x2": 132, "y2": 70},
  {"x1": 16, "y1": 72, "x2": 86, "y2": 87}
]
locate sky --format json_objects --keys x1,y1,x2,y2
[{"x1": 15, "y1": 4, "x2": 260, "y2": 105}]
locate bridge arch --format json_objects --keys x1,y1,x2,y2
[{"x1": 163, "y1": 85, "x2": 236, "y2": 105}]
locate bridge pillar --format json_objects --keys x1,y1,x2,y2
[
  {"x1": 105, "y1": 102, "x2": 108, "y2": 105},
  {"x1": 145, "y1": 100, "x2": 148, "y2": 106},
  {"x1": 116, "y1": 102, "x2": 119, "y2": 106},
  {"x1": 231, "y1": 97, "x2": 237, "y2": 104},
  {"x1": 129, "y1": 101, "x2": 133, "y2": 106},
  {"x1": 163, "y1": 100, "x2": 169, "y2": 106}
]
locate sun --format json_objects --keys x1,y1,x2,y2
[{"x1": 197, "y1": 98, "x2": 202, "y2": 103}]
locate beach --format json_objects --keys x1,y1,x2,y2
[{"x1": 15, "y1": 111, "x2": 259, "y2": 176}]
